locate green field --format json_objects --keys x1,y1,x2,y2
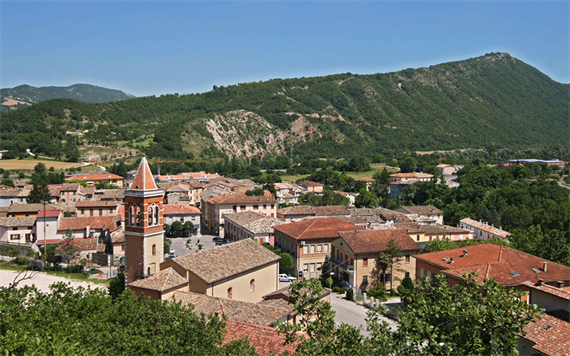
[{"x1": 281, "y1": 164, "x2": 399, "y2": 183}]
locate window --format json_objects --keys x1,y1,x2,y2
[
  {"x1": 250, "y1": 279, "x2": 255, "y2": 292},
  {"x1": 324, "y1": 244, "x2": 329, "y2": 253},
  {"x1": 147, "y1": 267, "x2": 151, "y2": 275},
  {"x1": 90, "y1": 209, "x2": 94, "y2": 217},
  {"x1": 317, "y1": 263, "x2": 322, "y2": 271},
  {"x1": 303, "y1": 245, "x2": 308, "y2": 254},
  {"x1": 303, "y1": 264, "x2": 308, "y2": 272},
  {"x1": 416, "y1": 235, "x2": 420, "y2": 241},
  {"x1": 263, "y1": 204, "x2": 267, "y2": 209},
  {"x1": 419, "y1": 267, "x2": 424, "y2": 278},
  {"x1": 227, "y1": 287, "x2": 233, "y2": 299},
  {"x1": 129, "y1": 205, "x2": 141, "y2": 226},
  {"x1": 240, "y1": 205, "x2": 246, "y2": 211},
  {"x1": 253, "y1": 205, "x2": 259, "y2": 210},
  {"x1": 10, "y1": 234, "x2": 20, "y2": 241},
  {"x1": 99, "y1": 209, "x2": 103, "y2": 216},
  {"x1": 25, "y1": 233, "x2": 33, "y2": 242},
  {"x1": 405, "y1": 272, "x2": 410, "y2": 278},
  {"x1": 405, "y1": 255, "x2": 410, "y2": 263},
  {"x1": 362, "y1": 275, "x2": 368, "y2": 284},
  {"x1": 317, "y1": 244, "x2": 322, "y2": 253},
  {"x1": 271, "y1": 204, "x2": 274, "y2": 209},
  {"x1": 310, "y1": 245, "x2": 315, "y2": 254},
  {"x1": 152, "y1": 244, "x2": 156, "y2": 256},
  {"x1": 363, "y1": 258, "x2": 368, "y2": 266},
  {"x1": 310, "y1": 264, "x2": 315, "y2": 272}
]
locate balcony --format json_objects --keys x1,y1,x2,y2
[{"x1": 329, "y1": 257, "x2": 354, "y2": 272}]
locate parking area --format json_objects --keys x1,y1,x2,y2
[{"x1": 167, "y1": 233, "x2": 223, "y2": 258}]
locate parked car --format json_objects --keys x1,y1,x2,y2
[
  {"x1": 165, "y1": 254, "x2": 177, "y2": 261},
  {"x1": 169, "y1": 249, "x2": 175, "y2": 254},
  {"x1": 279, "y1": 274, "x2": 296, "y2": 282}
]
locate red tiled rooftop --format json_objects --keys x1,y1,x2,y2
[
  {"x1": 58, "y1": 216, "x2": 119, "y2": 231},
  {"x1": 223, "y1": 320, "x2": 298, "y2": 356},
  {"x1": 208, "y1": 191, "x2": 276, "y2": 205},
  {"x1": 522, "y1": 313, "x2": 570, "y2": 356},
  {"x1": 416, "y1": 244, "x2": 570, "y2": 286},
  {"x1": 521, "y1": 281, "x2": 570, "y2": 301},
  {"x1": 356, "y1": 177, "x2": 376, "y2": 182},
  {"x1": 65, "y1": 173, "x2": 124, "y2": 181},
  {"x1": 37, "y1": 210, "x2": 61, "y2": 218},
  {"x1": 163, "y1": 204, "x2": 200, "y2": 215},
  {"x1": 338, "y1": 229, "x2": 420, "y2": 254},
  {"x1": 390, "y1": 173, "x2": 417, "y2": 178},
  {"x1": 274, "y1": 218, "x2": 360, "y2": 240}
]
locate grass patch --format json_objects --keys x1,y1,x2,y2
[
  {"x1": 0, "y1": 261, "x2": 110, "y2": 287},
  {"x1": 0, "y1": 159, "x2": 80, "y2": 171}
]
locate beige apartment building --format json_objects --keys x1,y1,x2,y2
[
  {"x1": 201, "y1": 191, "x2": 277, "y2": 236},
  {"x1": 273, "y1": 218, "x2": 360, "y2": 280},
  {"x1": 76, "y1": 200, "x2": 119, "y2": 217},
  {"x1": 331, "y1": 229, "x2": 420, "y2": 291}
]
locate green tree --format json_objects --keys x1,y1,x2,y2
[
  {"x1": 108, "y1": 272, "x2": 126, "y2": 299},
  {"x1": 355, "y1": 189, "x2": 379, "y2": 208},
  {"x1": 0, "y1": 179, "x2": 14, "y2": 188},
  {"x1": 27, "y1": 184, "x2": 52, "y2": 204},
  {"x1": 377, "y1": 237, "x2": 402, "y2": 292},
  {"x1": 34, "y1": 162, "x2": 47, "y2": 175},
  {"x1": 398, "y1": 157, "x2": 417, "y2": 173},
  {"x1": 171, "y1": 221, "x2": 183, "y2": 232},
  {"x1": 279, "y1": 252, "x2": 294, "y2": 273}
]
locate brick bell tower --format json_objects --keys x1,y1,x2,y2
[{"x1": 124, "y1": 155, "x2": 165, "y2": 284}]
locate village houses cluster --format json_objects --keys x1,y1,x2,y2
[{"x1": 0, "y1": 157, "x2": 568, "y2": 355}]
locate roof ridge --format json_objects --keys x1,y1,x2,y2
[
  {"x1": 299, "y1": 218, "x2": 320, "y2": 239},
  {"x1": 219, "y1": 298, "x2": 226, "y2": 315}
]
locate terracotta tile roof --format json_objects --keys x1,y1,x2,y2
[
  {"x1": 8, "y1": 203, "x2": 58, "y2": 213},
  {"x1": 0, "y1": 216, "x2": 36, "y2": 227},
  {"x1": 419, "y1": 224, "x2": 470, "y2": 235},
  {"x1": 166, "y1": 184, "x2": 190, "y2": 192},
  {"x1": 416, "y1": 244, "x2": 570, "y2": 286},
  {"x1": 171, "y1": 239, "x2": 280, "y2": 284},
  {"x1": 168, "y1": 291, "x2": 293, "y2": 326},
  {"x1": 278, "y1": 205, "x2": 350, "y2": 216},
  {"x1": 338, "y1": 229, "x2": 420, "y2": 254},
  {"x1": 55, "y1": 237, "x2": 99, "y2": 252},
  {"x1": 0, "y1": 189, "x2": 21, "y2": 197},
  {"x1": 390, "y1": 173, "x2": 417, "y2": 178},
  {"x1": 37, "y1": 210, "x2": 61, "y2": 218},
  {"x1": 129, "y1": 267, "x2": 188, "y2": 292},
  {"x1": 522, "y1": 281, "x2": 570, "y2": 301},
  {"x1": 208, "y1": 191, "x2": 276, "y2": 205},
  {"x1": 460, "y1": 218, "x2": 511, "y2": 238},
  {"x1": 298, "y1": 180, "x2": 323, "y2": 187},
  {"x1": 58, "y1": 216, "x2": 119, "y2": 231},
  {"x1": 223, "y1": 320, "x2": 298, "y2": 356},
  {"x1": 60, "y1": 183, "x2": 81, "y2": 192},
  {"x1": 398, "y1": 205, "x2": 443, "y2": 215},
  {"x1": 356, "y1": 177, "x2": 376, "y2": 182},
  {"x1": 522, "y1": 313, "x2": 570, "y2": 356},
  {"x1": 263, "y1": 285, "x2": 330, "y2": 302},
  {"x1": 273, "y1": 218, "x2": 360, "y2": 240},
  {"x1": 76, "y1": 200, "x2": 118, "y2": 208},
  {"x1": 97, "y1": 189, "x2": 124, "y2": 200},
  {"x1": 163, "y1": 204, "x2": 200, "y2": 215},
  {"x1": 131, "y1": 156, "x2": 158, "y2": 190},
  {"x1": 224, "y1": 212, "x2": 282, "y2": 234},
  {"x1": 65, "y1": 173, "x2": 124, "y2": 182},
  {"x1": 110, "y1": 229, "x2": 125, "y2": 243}
]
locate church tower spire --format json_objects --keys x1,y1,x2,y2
[{"x1": 124, "y1": 155, "x2": 165, "y2": 284}]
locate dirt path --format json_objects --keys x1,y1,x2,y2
[{"x1": 0, "y1": 269, "x2": 106, "y2": 292}]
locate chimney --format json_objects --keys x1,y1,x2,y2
[
  {"x1": 449, "y1": 257, "x2": 454, "y2": 264},
  {"x1": 537, "y1": 280, "x2": 543, "y2": 286},
  {"x1": 462, "y1": 249, "x2": 468, "y2": 257},
  {"x1": 543, "y1": 262, "x2": 547, "y2": 272}
]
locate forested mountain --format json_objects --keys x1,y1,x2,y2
[
  {"x1": 0, "y1": 53, "x2": 567, "y2": 161},
  {"x1": 0, "y1": 84, "x2": 134, "y2": 113}
]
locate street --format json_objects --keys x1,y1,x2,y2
[
  {"x1": 168, "y1": 233, "x2": 218, "y2": 257},
  {"x1": 329, "y1": 291, "x2": 398, "y2": 336}
]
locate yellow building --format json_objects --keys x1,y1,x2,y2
[{"x1": 331, "y1": 229, "x2": 420, "y2": 291}]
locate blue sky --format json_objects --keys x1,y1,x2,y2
[{"x1": 1, "y1": 1, "x2": 568, "y2": 97}]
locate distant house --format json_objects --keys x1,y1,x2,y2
[
  {"x1": 332, "y1": 229, "x2": 420, "y2": 291},
  {"x1": 395, "y1": 205, "x2": 444, "y2": 224},
  {"x1": 58, "y1": 183, "x2": 83, "y2": 204},
  {"x1": 0, "y1": 189, "x2": 28, "y2": 207},
  {"x1": 76, "y1": 201, "x2": 119, "y2": 217},
  {"x1": 163, "y1": 204, "x2": 200, "y2": 232},
  {"x1": 224, "y1": 211, "x2": 281, "y2": 245},
  {"x1": 355, "y1": 177, "x2": 376, "y2": 191},
  {"x1": 393, "y1": 222, "x2": 474, "y2": 248},
  {"x1": 459, "y1": 218, "x2": 511, "y2": 240},
  {"x1": 7, "y1": 203, "x2": 58, "y2": 217},
  {"x1": 273, "y1": 218, "x2": 360, "y2": 280},
  {"x1": 201, "y1": 191, "x2": 277, "y2": 235},
  {"x1": 64, "y1": 173, "x2": 125, "y2": 188},
  {"x1": 276, "y1": 205, "x2": 350, "y2": 221},
  {"x1": 297, "y1": 181, "x2": 324, "y2": 194},
  {"x1": 0, "y1": 216, "x2": 36, "y2": 248}
]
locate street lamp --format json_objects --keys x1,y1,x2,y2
[{"x1": 329, "y1": 272, "x2": 334, "y2": 290}]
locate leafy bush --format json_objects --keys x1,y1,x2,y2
[
  {"x1": 14, "y1": 257, "x2": 28, "y2": 265},
  {"x1": 63, "y1": 265, "x2": 83, "y2": 273},
  {"x1": 366, "y1": 283, "x2": 388, "y2": 302},
  {"x1": 346, "y1": 288, "x2": 354, "y2": 301}
]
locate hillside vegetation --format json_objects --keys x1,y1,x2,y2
[
  {"x1": 0, "y1": 84, "x2": 133, "y2": 113},
  {"x1": 0, "y1": 53, "x2": 567, "y2": 161}
]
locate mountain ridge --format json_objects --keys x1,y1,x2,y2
[
  {"x1": 0, "y1": 53, "x2": 567, "y2": 162},
  {"x1": 0, "y1": 83, "x2": 134, "y2": 113}
]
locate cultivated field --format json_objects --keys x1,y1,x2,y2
[
  {"x1": 280, "y1": 164, "x2": 399, "y2": 183},
  {"x1": 0, "y1": 159, "x2": 81, "y2": 170}
]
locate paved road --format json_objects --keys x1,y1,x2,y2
[
  {"x1": 329, "y1": 292, "x2": 398, "y2": 336},
  {"x1": 168, "y1": 233, "x2": 220, "y2": 257}
]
